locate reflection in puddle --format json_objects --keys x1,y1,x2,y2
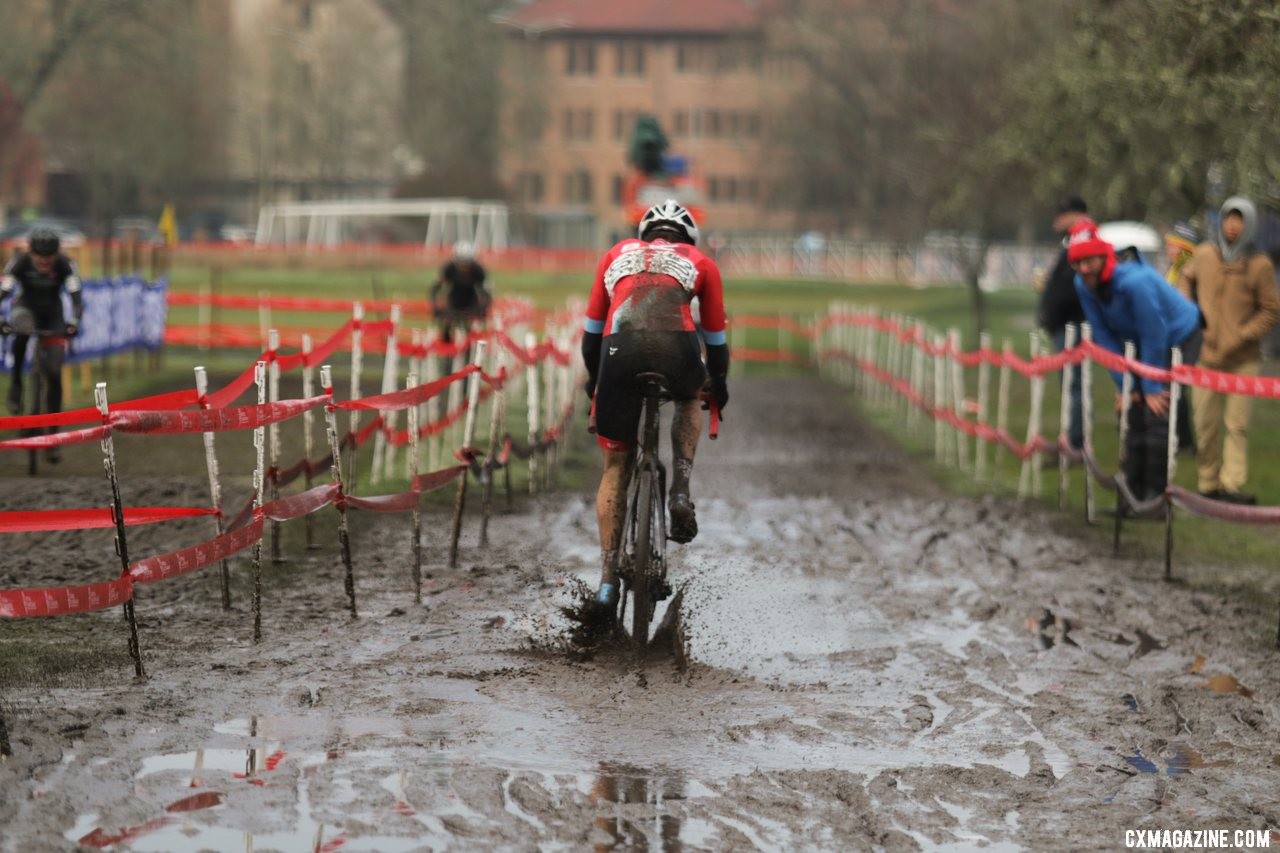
[
  {"x1": 587, "y1": 763, "x2": 688, "y2": 850},
  {"x1": 1027, "y1": 608, "x2": 1075, "y2": 650},
  {"x1": 68, "y1": 718, "x2": 724, "y2": 851}
]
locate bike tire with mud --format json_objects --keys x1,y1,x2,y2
[{"x1": 630, "y1": 466, "x2": 655, "y2": 647}]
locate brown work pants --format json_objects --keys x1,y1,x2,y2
[{"x1": 1191, "y1": 361, "x2": 1259, "y2": 493}]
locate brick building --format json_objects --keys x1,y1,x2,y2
[{"x1": 495, "y1": 0, "x2": 785, "y2": 247}]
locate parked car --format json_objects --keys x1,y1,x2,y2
[
  {"x1": 1098, "y1": 221, "x2": 1162, "y2": 255},
  {"x1": 0, "y1": 218, "x2": 87, "y2": 252}
]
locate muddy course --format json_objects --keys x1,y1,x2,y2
[{"x1": 2, "y1": 374, "x2": 1279, "y2": 851}]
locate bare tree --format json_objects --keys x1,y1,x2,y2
[{"x1": 375, "y1": 0, "x2": 508, "y2": 194}]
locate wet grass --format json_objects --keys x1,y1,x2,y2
[{"x1": 0, "y1": 620, "x2": 134, "y2": 687}]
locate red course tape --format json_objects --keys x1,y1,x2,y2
[
  {"x1": 0, "y1": 577, "x2": 133, "y2": 618},
  {"x1": 0, "y1": 506, "x2": 219, "y2": 534},
  {"x1": 130, "y1": 520, "x2": 264, "y2": 584}
]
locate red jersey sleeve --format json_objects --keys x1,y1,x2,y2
[
  {"x1": 584, "y1": 249, "x2": 613, "y2": 334},
  {"x1": 695, "y1": 257, "x2": 727, "y2": 345}
]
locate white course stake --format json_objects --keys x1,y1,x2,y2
[
  {"x1": 407, "y1": 370, "x2": 423, "y2": 604},
  {"x1": 526, "y1": 331, "x2": 541, "y2": 495},
  {"x1": 301, "y1": 334, "x2": 318, "y2": 550},
  {"x1": 321, "y1": 365, "x2": 358, "y2": 618},
  {"x1": 1082, "y1": 324, "x2": 1097, "y2": 524},
  {"x1": 194, "y1": 366, "x2": 231, "y2": 608},
  {"x1": 372, "y1": 304, "x2": 401, "y2": 485},
  {"x1": 94, "y1": 383, "x2": 145, "y2": 678},
  {"x1": 267, "y1": 330, "x2": 283, "y2": 564},
  {"x1": 251, "y1": 363, "x2": 267, "y2": 643},
  {"x1": 448, "y1": 340, "x2": 487, "y2": 568},
  {"x1": 1058, "y1": 324, "x2": 1078, "y2": 509},
  {"x1": 995, "y1": 339, "x2": 1013, "y2": 477},
  {"x1": 347, "y1": 302, "x2": 365, "y2": 494},
  {"x1": 1019, "y1": 333, "x2": 1045, "y2": 499},
  {"x1": 975, "y1": 332, "x2": 992, "y2": 482}
]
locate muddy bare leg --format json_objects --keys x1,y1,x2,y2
[
  {"x1": 669, "y1": 400, "x2": 702, "y2": 543},
  {"x1": 596, "y1": 447, "x2": 634, "y2": 589}
]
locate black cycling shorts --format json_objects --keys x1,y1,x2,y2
[{"x1": 592, "y1": 330, "x2": 706, "y2": 452}]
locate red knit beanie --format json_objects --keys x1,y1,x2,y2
[{"x1": 1066, "y1": 217, "x2": 1113, "y2": 262}]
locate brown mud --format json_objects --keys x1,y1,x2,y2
[{"x1": 1, "y1": 375, "x2": 1279, "y2": 851}]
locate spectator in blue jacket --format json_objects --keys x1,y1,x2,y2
[{"x1": 1068, "y1": 218, "x2": 1203, "y2": 503}]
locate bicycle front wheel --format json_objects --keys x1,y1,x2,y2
[{"x1": 630, "y1": 465, "x2": 656, "y2": 647}]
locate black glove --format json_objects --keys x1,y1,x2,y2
[
  {"x1": 710, "y1": 374, "x2": 729, "y2": 415},
  {"x1": 64, "y1": 323, "x2": 79, "y2": 338},
  {"x1": 581, "y1": 331, "x2": 602, "y2": 400}
]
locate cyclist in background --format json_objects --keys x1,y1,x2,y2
[
  {"x1": 430, "y1": 241, "x2": 492, "y2": 345},
  {"x1": 1, "y1": 229, "x2": 83, "y2": 446},
  {"x1": 583, "y1": 200, "x2": 730, "y2": 607}
]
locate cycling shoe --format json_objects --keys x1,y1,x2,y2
[
  {"x1": 595, "y1": 582, "x2": 619, "y2": 608},
  {"x1": 668, "y1": 493, "x2": 697, "y2": 544}
]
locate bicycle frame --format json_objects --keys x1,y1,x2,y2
[
  {"x1": 616, "y1": 374, "x2": 669, "y2": 647},
  {"x1": 12, "y1": 330, "x2": 69, "y2": 476}
]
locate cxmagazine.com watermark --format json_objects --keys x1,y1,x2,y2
[{"x1": 1125, "y1": 829, "x2": 1273, "y2": 849}]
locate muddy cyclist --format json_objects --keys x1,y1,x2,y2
[
  {"x1": 1, "y1": 227, "x2": 84, "y2": 460},
  {"x1": 582, "y1": 200, "x2": 730, "y2": 608}
]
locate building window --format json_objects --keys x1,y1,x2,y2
[
  {"x1": 704, "y1": 110, "x2": 721, "y2": 137},
  {"x1": 673, "y1": 111, "x2": 688, "y2": 136},
  {"x1": 612, "y1": 175, "x2": 624, "y2": 204},
  {"x1": 707, "y1": 176, "x2": 720, "y2": 202},
  {"x1": 563, "y1": 169, "x2": 593, "y2": 204},
  {"x1": 566, "y1": 40, "x2": 597, "y2": 75},
  {"x1": 615, "y1": 42, "x2": 645, "y2": 76},
  {"x1": 517, "y1": 172, "x2": 545, "y2": 203},
  {"x1": 563, "y1": 109, "x2": 595, "y2": 141}
]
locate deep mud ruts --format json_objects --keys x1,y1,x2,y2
[{"x1": 1, "y1": 375, "x2": 1278, "y2": 850}]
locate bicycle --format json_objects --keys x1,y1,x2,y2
[
  {"x1": 4, "y1": 319, "x2": 73, "y2": 476},
  {"x1": 610, "y1": 372, "x2": 719, "y2": 649}
]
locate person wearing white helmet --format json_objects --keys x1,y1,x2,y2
[
  {"x1": 582, "y1": 199, "x2": 730, "y2": 608},
  {"x1": 430, "y1": 240, "x2": 492, "y2": 345}
]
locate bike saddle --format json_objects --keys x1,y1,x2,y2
[{"x1": 634, "y1": 371, "x2": 672, "y2": 397}]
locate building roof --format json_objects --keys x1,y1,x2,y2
[{"x1": 495, "y1": 0, "x2": 770, "y2": 35}]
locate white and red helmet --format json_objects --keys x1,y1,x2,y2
[{"x1": 637, "y1": 199, "x2": 699, "y2": 246}]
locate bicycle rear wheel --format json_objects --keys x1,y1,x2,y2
[{"x1": 630, "y1": 464, "x2": 655, "y2": 646}]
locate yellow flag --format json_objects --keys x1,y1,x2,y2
[{"x1": 157, "y1": 204, "x2": 178, "y2": 246}]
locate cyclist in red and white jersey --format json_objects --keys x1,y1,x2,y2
[{"x1": 582, "y1": 200, "x2": 730, "y2": 607}]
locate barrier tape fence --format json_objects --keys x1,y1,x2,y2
[
  {"x1": 8, "y1": 298, "x2": 1279, "y2": 683},
  {"x1": 0, "y1": 298, "x2": 586, "y2": 684},
  {"x1": 813, "y1": 304, "x2": 1280, "y2": 649}
]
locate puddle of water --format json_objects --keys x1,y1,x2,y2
[
  {"x1": 1204, "y1": 674, "x2": 1254, "y2": 699},
  {"x1": 214, "y1": 714, "x2": 410, "y2": 740},
  {"x1": 1121, "y1": 694, "x2": 1139, "y2": 712}
]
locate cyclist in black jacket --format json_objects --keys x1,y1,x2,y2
[{"x1": 1, "y1": 228, "x2": 83, "y2": 427}]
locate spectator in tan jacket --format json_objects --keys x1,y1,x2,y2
[{"x1": 1177, "y1": 195, "x2": 1280, "y2": 504}]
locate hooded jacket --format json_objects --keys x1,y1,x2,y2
[
  {"x1": 1177, "y1": 196, "x2": 1279, "y2": 369},
  {"x1": 1075, "y1": 255, "x2": 1201, "y2": 395}
]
